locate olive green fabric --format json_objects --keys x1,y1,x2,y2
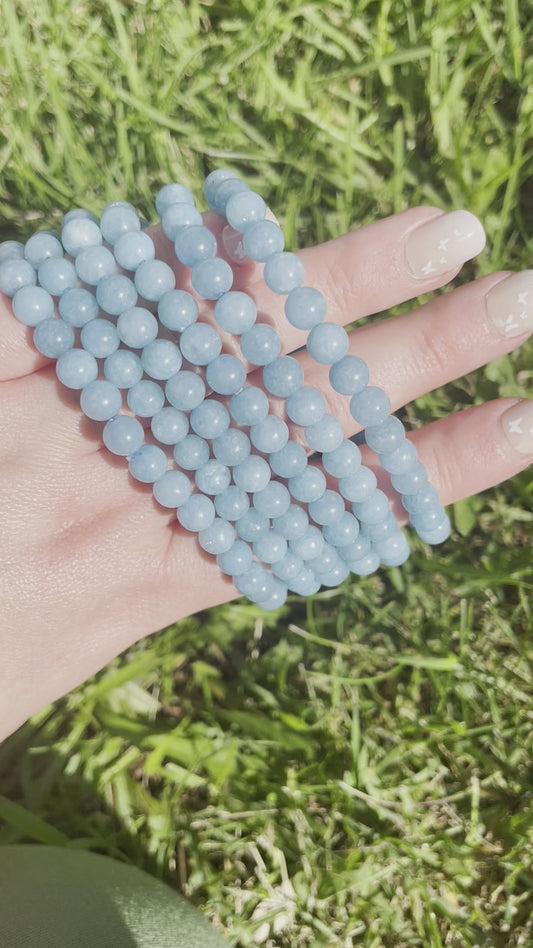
[{"x1": 0, "y1": 846, "x2": 228, "y2": 948}]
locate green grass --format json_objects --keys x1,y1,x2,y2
[{"x1": 1, "y1": 0, "x2": 533, "y2": 944}]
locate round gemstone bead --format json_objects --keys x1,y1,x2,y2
[
  {"x1": 288, "y1": 466, "x2": 326, "y2": 503},
  {"x1": 353, "y1": 489, "x2": 390, "y2": 524},
  {"x1": 402, "y1": 486, "x2": 440, "y2": 515},
  {"x1": 153, "y1": 469, "x2": 192, "y2": 508},
  {"x1": 269, "y1": 442, "x2": 308, "y2": 479},
  {"x1": 263, "y1": 252, "x2": 305, "y2": 294},
  {"x1": 323, "y1": 512, "x2": 360, "y2": 547},
  {"x1": 134, "y1": 259, "x2": 175, "y2": 302},
  {"x1": 117, "y1": 307, "x2": 158, "y2": 348},
  {"x1": 346, "y1": 551, "x2": 380, "y2": 576},
  {"x1": 96, "y1": 274, "x2": 137, "y2": 315},
  {"x1": 217, "y1": 540, "x2": 253, "y2": 576},
  {"x1": 379, "y1": 440, "x2": 418, "y2": 474},
  {"x1": 158, "y1": 289, "x2": 199, "y2": 332},
  {"x1": 210, "y1": 178, "x2": 249, "y2": 216},
  {"x1": 234, "y1": 563, "x2": 276, "y2": 601},
  {"x1": 305, "y1": 414, "x2": 344, "y2": 453},
  {"x1": 177, "y1": 494, "x2": 216, "y2": 532},
  {"x1": 198, "y1": 518, "x2": 235, "y2": 554},
  {"x1": 235, "y1": 509, "x2": 270, "y2": 542},
  {"x1": 56, "y1": 349, "x2": 98, "y2": 389},
  {"x1": 75, "y1": 246, "x2": 116, "y2": 285},
  {"x1": 311, "y1": 544, "x2": 343, "y2": 576},
  {"x1": 214, "y1": 291, "x2": 257, "y2": 334},
  {"x1": 232, "y1": 455, "x2": 271, "y2": 493},
  {"x1": 180, "y1": 322, "x2": 222, "y2": 365},
  {"x1": 102, "y1": 414, "x2": 144, "y2": 455},
  {"x1": 12, "y1": 285, "x2": 54, "y2": 326},
  {"x1": 155, "y1": 183, "x2": 195, "y2": 216},
  {"x1": 80, "y1": 379, "x2": 122, "y2": 421},
  {"x1": 338, "y1": 537, "x2": 372, "y2": 564},
  {"x1": 58, "y1": 287, "x2": 99, "y2": 327},
  {"x1": 287, "y1": 567, "x2": 321, "y2": 596},
  {"x1": 229, "y1": 386, "x2": 269, "y2": 425},
  {"x1": 390, "y1": 463, "x2": 428, "y2": 494},
  {"x1": 308, "y1": 489, "x2": 345, "y2": 526},
  {"x1": 212, "y1": 429, "x2": 251, "y2": 467},
  {"x1": 409, "y1": 505, "x2": 448, "y2": 532},
  {"x1": 225, "y1": 190, "x2": 266, "y2": 231},
  {"x1": 364, "y1": 416, "x2": 406, "y2": 454},
  {"x1": 103, "y1": 349, "x2": 143, "y2": 388},
  {"x1": 416, "y1": 515, "x2": 451, "y2": 545},
  {"x1": 61, "y1": 218, "x2": 102, "y2": 256},
  {"x1": 240, "y1": 324, "x2": 281, "y2": 365},
  {"x1": 38, "y1": 258, "x2": 77, "y2": 296},
  {"x1": 214, "y1": 486, "x2": 250, "y2": 521},
  {"x1": 204, "y1": 169, "x2": 238, "y2": 203},
  {"x1": 286, "y1": 387, "x2": 326, "y2": 426},
  {"x1": 100, "y1": 202, "x2": 140, "y2": 244},
  {"x1": 253, "y1": 532, "x2": 287, "y2": 564},
  {"x1": 141, "y1": 339, "x2": 182, "y2": 380},
  {"x1": 165, "y1": 371, "x2": 206, "y2": 411},
  {"x1": 242, "y1": 220, "x2": 284, "y2": 262},
  {"x1": 62, "y1": 208, "x2": 99, "y2": 226},
  {"x1": 128, "y1": 444, "x2": 167, "y2": 483},
  {"x1": 195, "y1": 460, "x2": 231, "y2": 495},
  {"x1": 24, "y1": 232, "x2": 63, "y2": 268},
  {"x1": 350, "y1": 386, "x2": 391, "y2": 427},
  {"x1": 151, "y1": 406, "x2": 189, "y2": 444},
  {"x1": 284, "y1": 286, "x2": 326, "y2": 330},
  {"x1": 126, "y1": 380, "x2": 165, "y2": 418},
  {"x1": 272, "y1": 504, "x2": 309, "y2": 540},
  {"x1": 289, "y1": 525, "x2": 325, "y2": 561},
  {"x1": 161, "y1": 203, "x2": 202, "y2": 239},
  {"x1": 174, "y1": 225, "x2": 217, "y2": 268},
  {"x1": 33, "y1": 317, "x2": 75, "y2": 357},
  {"x1": 322, "y1": 440, "x2": 362, "y2": 477},
  {"x1": 250, "y1": 416, "x2": 289, "y2": 453},
  {"x1": 360, "y1": 513, "x2": 398, "y2": 543},
  {"x1": 173, "y1": 434, "x2": 210, "y2": 471},
  {"x1": 262, "y1": 357, "x2": 304, "y2": 397},
  {"x1": 80, "y1": 318, "x2": 120, "y2": 358},
  {"x1": 374, "y1": 531, "x2": 411, "y2": 567},
  {"x1": 0, "y1": 258, "x2": 37, "y2": 296},
  {"x1": 0, "y1": 240, "x2": 24, "y2": 262},
  {"x1": 329, "y1": 356, "x2": 369, "y2": 395},
  {"x1": 114, "y1": 231, "x2": 155, "y2": 271},
  {"x1": 306, "y1": 322, "x2": 349, "y2": 365},
  {"x1": 316, "y1": 562, "x2": 350, "y2": 588},
  {"x1": 190, "y1": 400, "x2": 230, "y2": 439},
  {"x1": 206, "y1": 354, "x2": 247, "y2": 395},
  {"x1": 191, "y1": 258, "x2": 233, "y2": 300},
  {"x1": 252, "y1": 482, "x2": 291, "y2": 519},
  {"x1": 272, "y1": 551, "x2": 304, "y2": 582},
  {"x1": 338, "y1": 467, "x2": 377, "y2": 503}
]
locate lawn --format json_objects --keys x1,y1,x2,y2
[{"x1": 0, "y1": 0, "x2": 532, "y2": 944}]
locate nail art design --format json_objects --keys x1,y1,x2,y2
[
  {"x1": 486, "y1": 271, "x2": 533, "y2": 338},
  {"x1": 501, "y1": 399, "x2": 533, "y2": 455},
  {"x1": 405, "y1": 210, "x2": 486, "y2": 280}
]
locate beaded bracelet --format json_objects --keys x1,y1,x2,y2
[{"x1": 0, "y1": 173, "x2": 451, "y2": 611}]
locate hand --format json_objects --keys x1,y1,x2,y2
[{"x1": 1, "y1": 205, "x2": 531, "y2": 741}]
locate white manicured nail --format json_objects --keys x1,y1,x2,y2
[
  {"x1": 501, "y1": 399, "x2": 533, "y2": 456},
  {"x1": 405, "y1": 210, "x2": 486, "y2": 280},
  {"x1": 486, "y1": 270, "x2": 533, "y2": 338}
]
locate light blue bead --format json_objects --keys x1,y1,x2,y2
[
  {"x1": 347, "y1": 551, "x2": 380, "y2": 576},
  {"x1": 198, "y1": 518, "x2": 235, "y2": 554},
  {"x1": 190, "y1": 400, "x2": 230, "y2": 439},
  {"x1": 308, "y1": 489, "x2": 345, "y2": 526},
  {"x1": 117, "y1": 306, "x2": 158, "y2": 348},
  {"x1": 289, "y1": 525, "x2": 325, "y2": 561},
  {"x1": 158, "y1": 289, "x2": 199, "y2": 332},
  {"x1": 155, "y1": 183, "x2": 195, "y2": 216},
  {"x1": 359, "y1": 513, "x2": 398, "y2": 542},
  {"x1": 210, "y1": 177, "x2": 249, "y2": 215},
  {"x1": 103, "y1": 349, "x2": 143, "y2": 388},
  {"x1": 287, "y1": 567, "x2": 321, "y2": 596},
  {"x1": 214, "y1": 290, "x2": 257, "y2": 334},
  {"x1": 250, "y1": 415, "x2": 289, "y2": 453},
  {"x1": 127, "y1": 380, "x2": 165, "y2": 418},
  {"x1": 307, "y1": 322, "x2": 349, "y2": 365},
  {"x1": 12, "y1": 285, "x2": 54, "y2": 326},
  {"x1": 141, "y1": 339, "x2": 182, "y2": 380},
  {"x1": 151, "y1": 406, "x2": 189, "y2": 444},
  {"x1": 322, "y1": 440, "x2": 362, "y2": 477},
  {"x1": 233, "y1": 455, "x2": 271, "y2": 493},
  {"x1": 229, "y1": 385, "x2": 269, "y2": 425},
  {"x1": 165, "y1": 370, "x2": 206, "y2": 411},
  {"x1": 235, "y1": 509, "x2": 270, "y2": 542},
  {"x1": 269, "y1": 442, "x2": 308, "y2": 479},
  {"x1": 329, "y1": 355, "x2": 369, "y2": 395},
  {"x1": 338, "y1": 466, "x2": 377, "y2": 502},
  {"x1": 234, "y1": 562, "x2": 276, "y2": 601},
  {"x1": 338, "y1": 537, "x2": 372, "y2": 564},
  {"x1": 323, "y1": 512, "x2": 360, "y2": 547},
  {"x1": 102, "y1": 414, "x2": 144, "y2": 455},
  {"x1": 214, "y1": 486, "x2": 250, "y2": 521},
  {"x1": 350, "y1": 386, "x2": 391, "y2": 427},
  {"x1": 80, "y1": 379, "x2": 122, "y2": 421},
  {"x1": 252, "y1": 482, "x2": 291, "y2": 519},
  {"x1": 100, "y1": 202, "x2": 140, "y2": 245},
  {"x1": 24, "y1": 232, "x2": 63, "y2": 268},
  {"x1": 353, "y1": 489, "x2": 390, "y2": 524},
  {"x1": 402, "y1": 485, "x2": 440, "y2": 514},
  {"x1": 262, "y1": 356, "x2": 303, "y2": 398},
  {"x1": 253, "y1": 531, "x2": 287, "y2": 564},
  {"x1": 271, "y1": 504, "x2": 309, "y2": 540},
  {"x1": 33, "y1": 317, "x2": 75, "y2": 357},
  {"x1": 310, "y1": 543, "x2": 343, "y2": 575},
  {"x1": 134, "y1": 259, "x2": 175, "y2": 302},
  {"x1": 288, "y1": 466, "x2": 326, "y2": 503},
  {"x1": 206, "y1": 354, "x2": 246, "y2": 395},
  {"x1": 365, "y1": 416, "x2": 406, "y2": 454},
  {"x1": 284, "y1": 286, "x2": 326, "y2": 330},
  {"x1": 161, "y1": 203, "x2": 202, "y2": 240},
  {"x1": 62, "y1": 208, "x2": 99, "y2": 226},
  {"x1": 58, "y1": 287, "x2": 98, "y2": 327},
  {"x1": 180, "y1": 322, "x2": 222, "y2": 365},
  {"x1": 315, "y1": 561, "x2": 350, "y2": 588},
  {"x1": 114, "y1": 231, "x2": 155, "y2": 271},
  {"x1": 272, "y1": 551, "x2": 304, "y2": 582},
  {"x1": 191, "y1": 258, "x2": 233, "y2": 300},
  {"x1": 128, "y1": 444, "x2": 167, "y2": 483},
  {"x1": 212, "y1": 428, "x2": 251, "y2": 467},
  {"x1": 38, "y1": 258, "x2": 77, "y2": 297},
  {"x1": 0, "y1": 240, "x2": 24, "y2": 262},
  {"x1": 80, "y1": 318, "x2": 120, "y2": 358},
  {"x1": 195, "y1": 460, "x2": 231, "y2": 495},
  {"x1": 217, "y1": 540, "x2": 253, "y2": 576},
  {"x1": 61, "y1": 219, "x2": 102, "y2": 257},
  {"x1": 0, "y1": 258, "x2": 36, "y2": 297},
  {"x1": 390, "y1": 463, "x2": 428, "y2": 494},
  {"x1": 374, "y1": 531, "x2": 410, "y2": 567},
  {"x1": 263, "y1": 252, "x2": 305, "y2": 294},
  {"x1": 153, "y1": 469, "x2": 192, "y2": 508},
  {"x1": 177, "y1": 494, "x2": 216, "y2": 532},
  {"x1": 174, "y1": 225, "x2": 217, "y2": 268},
  {"x1": 305, "y1": 414, "x2": 344, "y2": 453},
  {"x1": 225, "y1": 190, "x2": 266, "y2": 231},
  {"x1": 173, "y1": 434, "x2": 210, "y2": 470},
  {"x1": 409, "y1": 505, "x2": 447, "y2": 532},
  {"x1": 416, "y1": 514, "x2": 451, "y2": 545},
  {"x1": 242, "y1": 220, "x2": 284, "y2": 262},
  {"x1": 56, "y1": 349, "x2": 98, "y2": 389},
  {"x1": 203, "y1": 169, "x2": 239, "y2": 206},
  {"x1": 96, "y1": 274, "x2": 137, "y2": 315},
  {"x1": 75, "y1": 246, "x2": 116, "y2": 285},
  {"x1": 379, "y1": 440, "x2": 418, "y2": 474},
  {"x1": 286, "y1": 386, "x2": 326, "y2": 426}
]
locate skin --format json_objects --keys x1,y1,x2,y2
[{"x1": 0, "y1": 206, "x2": 531, "y2": 742}]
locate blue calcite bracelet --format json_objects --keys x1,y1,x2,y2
[{"x1": 0, "y1": 173, "x2": 451, "y2": 610}]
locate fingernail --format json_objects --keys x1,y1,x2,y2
[
  {"x1": 486, "y1": 270, "x2": 533, "y2": 338},
  {"x1": 500, "y1": 399, "x2": 533, "y2": 455},
  {"x1": 405, "y1": 210, "x2": 486, "y2": 280},
  {"x1": 222, "y1": 224, "x2": 247, "y2": 264}
]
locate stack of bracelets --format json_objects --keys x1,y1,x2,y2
[{"x1": 0, "y1": 170, "x2": 450, "y2": 611}]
